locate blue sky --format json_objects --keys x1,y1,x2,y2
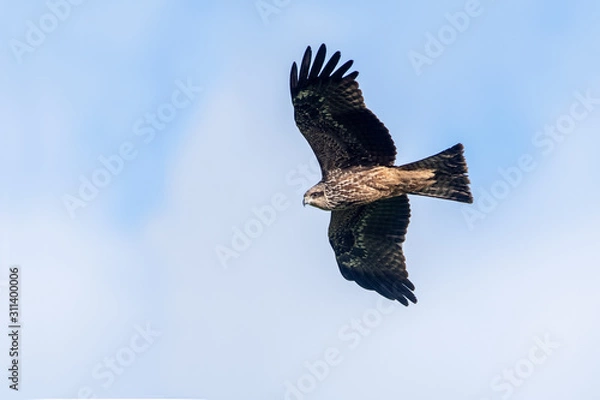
[{"x1": 1, "y1": 0, "x2": 599, "y2": 399}]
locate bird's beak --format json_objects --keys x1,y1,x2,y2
[{"x1": 302, "y1": 198, "x2": 306, "y2": 207}]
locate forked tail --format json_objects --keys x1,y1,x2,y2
[{"x1": 400, "y1": 143, "x2": 473, "y2": 204}]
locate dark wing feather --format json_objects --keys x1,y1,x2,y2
[
  {"x1": 328, "y1": 195, "x2": 416, "y2": 306},
  {"x1": 290, "y1": 44, "x2": 396, "y2": 177}
]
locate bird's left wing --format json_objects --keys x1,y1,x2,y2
[
  {"x1": 328, "y1": 195, "x2": 416, "y2": 306},
  {"x1": 290, "y1": 44, "x2": 397, "y2": 178}
]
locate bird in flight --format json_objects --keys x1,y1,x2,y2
[{"x1": 290, "y1": 44, "x2": 473, "y2": 306}]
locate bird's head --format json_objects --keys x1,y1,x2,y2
[{"x1": 303, "y1": 183, "x2": 330, "y2": 210}]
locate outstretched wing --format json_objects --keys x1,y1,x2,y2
[
  {"x1": 328, "y1": 195, "x2": 416, "y2": 306},
  {"x1": 290, "y1": 44, "x2": 396, "y2": 177}
]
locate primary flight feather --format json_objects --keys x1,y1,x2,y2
[{"x1": 290, "y1": 44, "x2": 473, "y2": 306}]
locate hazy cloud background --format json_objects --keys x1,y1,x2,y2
[{"x1": 1, "y1": 0, "x2": 599, "y2": 399}]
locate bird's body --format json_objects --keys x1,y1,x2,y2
[
  {"x1": 304, "y1": 166, "x2": 435, "y2": 210},
  {"x1": 290, "y1": 44, "x2": 473, "y2": 305}
]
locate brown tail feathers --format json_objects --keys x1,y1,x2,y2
[{"x1": 399, "y1": 143, "x2": 473, "y2": 204}]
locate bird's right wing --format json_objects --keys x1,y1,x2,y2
[
  {"x1": 328, "y1": 195, "x2": 416, "y2": 306},
  {"x1": 290, "y1": 44, "x2": 397, "y2": 178}
]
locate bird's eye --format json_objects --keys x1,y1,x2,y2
[{"x1": 311, "y1": 191, "x2": 323, "y2": 198}]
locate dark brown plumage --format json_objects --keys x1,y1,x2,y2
[
  {"x1": 290, "y1": 44, "x2": 473, "y2": 305},
  {"x1": 328, "y1": 195, "x2": 416, "y2": 305}
]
